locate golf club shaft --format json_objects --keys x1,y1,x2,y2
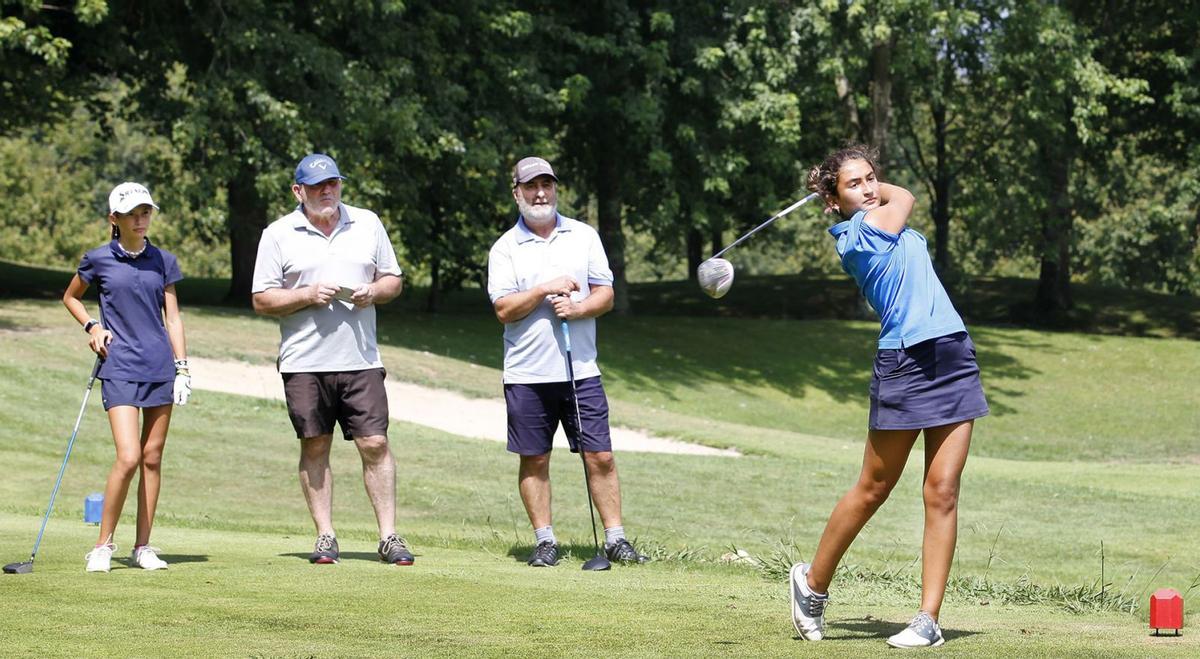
[
  {"x1": 710, "y1": 192, "x2": 820, "y2": 259},
  {"x1": 27, "y1": 356, "x2": 102, "y2": 562},
  {"x1": 561, "y1": 320, "x2": 604, "y2": 556}
]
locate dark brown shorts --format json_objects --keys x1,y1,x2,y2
[{"x1": 281, "y1": 368, "x2": 390, "y2": 441}]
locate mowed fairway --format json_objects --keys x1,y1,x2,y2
[{"x1": 1, "y1": 298, "x2": 1197, "y2": 657}]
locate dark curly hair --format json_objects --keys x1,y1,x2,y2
[{"x1": 806, "y1": 144, "x2": 880, "y2": 200}]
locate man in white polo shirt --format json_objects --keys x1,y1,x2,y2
[
  {"x1": 251, "y1": 153, "x2": 415, "y2": 567},
  {"x1": 487, "y1": 156, "x2": 647, "y2": 568}
]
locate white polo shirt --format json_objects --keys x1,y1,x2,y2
[
  {"x1": 252, "y1": 203, "x2": 402, "y2": 373},
  {"x1": 487, "y1": 214, "x2": 613, "y2": 384}
]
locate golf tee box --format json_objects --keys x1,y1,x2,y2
[{"x1": 1149, "y1": 588, "x2": 1183, "y2": 636}]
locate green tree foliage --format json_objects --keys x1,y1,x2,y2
[
  {"x1": 1064, "y1": 0, "x2": 1200, "y2": 295},
  {"x1": 338, "y1": 1, "x2": 554, "y2": 310},
  {"x1": 0, "y1": 86, "x2": 230, "y2": 277},
  {"x1": 533, "y1": 0, "x2": 680, "y2": 313},
  {"x1": 2, "y1": 0, "x2": 1195, "y2": 312},
  {"x1": 891, "y1": 1, "x2": 1008, "y2": 276},
  {"x1": 663, "y1": 2, "x2": 815, "y2": 279},
  {"x1": 79, "y1": 1, "x2": 357, "y2": 301},
  {"x1": 942, "y1": 2, "x2": 1152, "y2": 314},
  {"x1": 0, "y1": 0, "x2": 107, "y2": 132}
]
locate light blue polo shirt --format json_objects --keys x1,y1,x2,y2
[
  {"x1": 252, "y1": 203, "x2": 402, "y2": 373},
  {"x1": 487, "y1": 214, "x2": 614, "y2": 384},
  {"x1": 77, "y1": 239, "x2": 182, "y2": 382},
  {"x1": 829, "y1": 210, "x2": 965, "y2": 349}
]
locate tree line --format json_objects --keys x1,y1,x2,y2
[{"x1": 3, "y1": 0, "x2": 1197, "y2": 314}]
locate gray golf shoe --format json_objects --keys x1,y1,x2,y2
[
  {"x1": 309, "y1": 534, "x2": 338, "y2": 564},
  {"x1": 886, "y1": 611, "x2": 945, "y2": 648},
  {"x1": 378, "y1": 534, "x2": 415, "y2": 566},
  {"x1": 526, "y1": 541, "x2": 559, "y2": 567},
  {"x1": 605, "y1": 538, "x2": 649, "y2": 564},
  {"x1": 789, "y1": 562, "x2": 828, "y2": 640}
]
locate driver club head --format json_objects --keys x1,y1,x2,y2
[
  {"x1": 3, "y1": 561, "x2": 33, "y2": 574},
  {"x1": 697, "y1": 258, "x2": 735, "y2": 299},
  {"x1": 582, "y1": 554, "x2": 612, "y2": 571}
]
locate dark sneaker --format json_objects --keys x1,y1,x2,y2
[
  {"x1": 526, "y1": 541, "x2": 559, "y2": 567},
  {"x1": 378, "y1": 534, "x2": 415, "y2": 566},
  {"x1": 310, "y1": 534, "x2": 339, "y2": 564},
  {"x1": 605, "y1": 538, "x2": 649, "y2": 563}
]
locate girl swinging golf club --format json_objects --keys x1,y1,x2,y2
[
  {"x1": 62, "y1": 182, "x2": 191, "y2": 573},
  {"x1": 789, "y1": 146, "x2": 988, "y2": 648}
]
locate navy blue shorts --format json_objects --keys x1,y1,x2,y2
[
  {"x1": 869, "y1": 332, "x2": 989, "y2": 431},
  {"x1": 100, "y1": 379, "x2": 173, "y2": 411},
  {"x1": 504, "y1": 376, "x2": 612, "y2": 455}
]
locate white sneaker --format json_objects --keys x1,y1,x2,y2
[
  {"x1": 789, "y1": 562, "x2": 828, "y2": 640},
  {"x1": 886, "y1": 611, "x2": 945, "y2": 648},
  {"x1": 85, "y1": 543, "x2": 116, "y2": 573},
  {"x1": 131, "y1": 545, "x2": 169, "y2": 570}
]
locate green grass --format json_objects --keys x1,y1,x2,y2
[{"x1": 1, "y1": 276, "x2": 1198, "y2": 655}]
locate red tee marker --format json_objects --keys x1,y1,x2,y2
[{"x1": 1149, "y1": 588, "x2": 1183, "y2": 636}]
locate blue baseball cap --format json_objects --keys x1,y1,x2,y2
[{"x1": 294, "y1": 153, "x2": 346, "y2": 185}]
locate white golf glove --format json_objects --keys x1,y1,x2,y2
[{"x1": 173, "y1": 359, "x2": 191, "y2": 406}]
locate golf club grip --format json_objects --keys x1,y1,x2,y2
[
  {"x1": 561, "y1": 320, "x2": 572, "y2": 354},
  {"x1": 711, "y1": 192, "x2": 820, "y2": 259},
  {"x1": 89, "y1": 355, "x2": 102, "y2": 381}
]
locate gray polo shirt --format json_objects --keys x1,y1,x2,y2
[
  {"x1": 252, "y1": 203, "x2": 402, "y2": 373},
  {"x1": 487, "y1": 214, "x2": 614, "y2": 384}
]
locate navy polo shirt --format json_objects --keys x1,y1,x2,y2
[{"x1": 77, "y1": 240, "x2": 183, "y2": 382}]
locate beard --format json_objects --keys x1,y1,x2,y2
[{"x1": 516, "y1": 197, "x2": 557, "y2": 225}]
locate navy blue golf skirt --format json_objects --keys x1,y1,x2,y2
[
  {"x1": 100, "y1": 379, "x2": 173, "y2": 411},
  {"x1": 869, "y1": 332, "x2": 989, "y2": 431}
]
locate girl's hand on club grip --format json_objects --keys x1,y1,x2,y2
[{"x1": 88, "y1": 326, "x2": 112, "y2": 358}]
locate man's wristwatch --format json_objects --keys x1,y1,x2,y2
[{"x1": 83, "y1": 319, "x2": 100, "y2": 334}]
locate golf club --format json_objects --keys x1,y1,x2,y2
[
  {"x1": 697, "y1": 192, "x2": 821, "y2": 299},
  {"x1": 560, "y1": 319, "x2": 612, "y2": 571},
  {"x1": 4, "y1": 356, "x2": 102, "y2": 575}
]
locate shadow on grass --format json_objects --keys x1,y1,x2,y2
[
  {"x1": 6, "y1": 259, "x2": 1192, "y2": 416},
  {"x1": 505, "y1": 542, "x2": 620, "y2": 565},
  {"x1": 370, "y1": 309, "x2": 1036, "y2": 413},
  {"x1": 153, "y1": 554, "x2": 210, "y2": 565},
  {"x1": 277, "y1": 551, "x2": 414, "y2": 563},
  {"x1": 824, "y1": 615, "x2": 981, "y2": 643}
]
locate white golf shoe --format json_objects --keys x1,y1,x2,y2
[
  {"x1": 85, "y1": 543, "x2": 116, "y2": 573},
  {"x1": 131, "y1": 545, "x2": 169, "y2": 570},
  {"x1": 789, "y1": 562, "x2": 828, "y2": 640},
  {"x1": 886, "y1": 611, "x2": 945, "y2": 648}
]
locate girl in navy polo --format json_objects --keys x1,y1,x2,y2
[
  {"x1": 62, "y1": 182, "x2": 191, "y2": 573},
  {"x1": 788, "y1": 146, "x2": 988, "y2": 648}
]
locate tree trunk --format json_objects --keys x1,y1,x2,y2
[
  {"x1": 1035, "y1": 135, "x2": 1075, "y2": 315},
  {"x1": 596, "y1": 155, "x2": 630, "y2": 314},
  {"x1": 869, "y1": 38, "x2": 895, "y2": 160},
  {"x1": 835, "y1": 73, "x2": 863, "y2": 142},
  {"x1": 686, "y1": 227, "x2": 702, "y2": 281},
  {"x1": 426, "y1": 256, "x2": 441, "y2": 312},
  {"x1": 932, "y1": 100, "x2": 951, "y2": 273},
  {"x1": 225, "y1": 169, "x2": 269, "y2": 305},
  {"x1": 425, "y1": 200, "x2": 442, "y2": 312}
]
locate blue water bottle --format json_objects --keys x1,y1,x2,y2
[{"x1": 84, "y1": 492, "x2": 104, "y2": 524}]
